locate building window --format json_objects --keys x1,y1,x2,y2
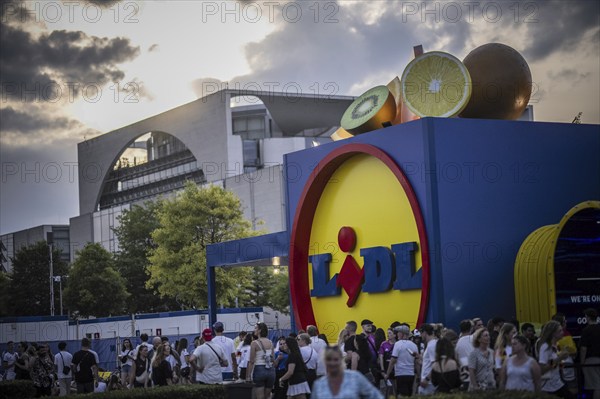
[{"x1": 243, "y1": 139, "x2": 261, "y2": 168}]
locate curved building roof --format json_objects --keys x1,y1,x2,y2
[{"x1": 77, "y1": 89, "x2": 355, "y2": 214}]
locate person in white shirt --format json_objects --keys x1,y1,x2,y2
[
  {"x1": 164, "y1": 343, "x2": 179, "y2": 382},
  {"x1": 307, "y1": 325, "x2": 327, "y2": 377},
  {"x1": 211, "y1": 321, "x2": 238, "y2": 380},
  {"x1": 177, "y1": 338, "x2": 191, "y2": 384},
  {"x1": 418, "y1": 323, "x2": 438, "y2": 395},
  {"x1": 298, "y1": 333, "x2": 319, "y2": 389},
  {"x1": 54, "y1": 342, "x2": 73, "y2": 397},
  {"x1": 188, "y1": 328, "x2": 228, "y2": 384},
  {"x1": 456, "y1": 319, "x2": 474, "y2": 389},
  {"x1": 385, "y1": 325, "x2": 419, "y2": 397},
  {"x1": 237, "y1": 334, "x2": 253, "y2": 380},
  {"x1": 233, "y1": 331, "x2": 247, "y2": 365},
  {"x1": 456, "y1": 320, "x2": 474, "y2": 360},
  {"x1": 119, "y1": 339, "x2": 134, "y2": 388},
  {"x1": 537, "y1": 320, "x2": 572, "y2": 397},
  {"x1": 2, "y1": 341, "x2": 18, "y2": 381},
  {"x1": 133, "y1": 333, "x2": 153, "y2": 360}
]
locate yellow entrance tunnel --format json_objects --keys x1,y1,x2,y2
[{"x1": 514, "y1": 200, "x2": 600, "y2": 325}]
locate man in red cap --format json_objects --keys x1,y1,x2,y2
[{"x1": 188, "y1": 328, "x2": 228, "y2": 384}]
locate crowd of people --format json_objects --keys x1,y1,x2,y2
[{"x1": 1, "y1": 307, "x2": 599, "y2": 398}]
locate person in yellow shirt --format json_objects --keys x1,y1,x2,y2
[{"x1": 553, "y1": 313, "x2": 577, "y2": 395}]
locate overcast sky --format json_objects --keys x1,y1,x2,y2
[{"x1": 1, "y1": 0, "x2": 599, "y2": 235}]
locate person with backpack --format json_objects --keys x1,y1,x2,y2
[
  {"x1": 247, "y1": 322, "x2": 276, "y2": 399},
  {"x1": 71, "y1": 338, "x2": 99, "y2": 394}
]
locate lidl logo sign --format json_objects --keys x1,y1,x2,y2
[
  {"x1": 310, "y1": 226, "x2": 422, "y2": 307},
  {"x1": 289, "y1": 143, "x2": 430, "y2": 340}
]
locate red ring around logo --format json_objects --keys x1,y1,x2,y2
[{"x1": 289, "y1": 143, "x2": 431, "y2": 329}]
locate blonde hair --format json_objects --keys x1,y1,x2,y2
[
  {"x1": 337, "y1": 329, "x2": 349, "y2": 346},
  {"x1": 151, "y1": 343, "x2": 167, "y2": 368},
  {"x1": 494, "y1": 323, "x2": 515, "y2": 352}
]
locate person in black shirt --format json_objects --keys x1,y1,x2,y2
[
  {"x1": 71, "y1": 338, "x2": 99, "y2": 393},
  {"x1": 344, "y1": 321, "x2": 358, "y2": 368},
  {"x1": 151, "y1": 343, "x2": 173, "y2": 387},
  {"x1": 521, "y1": 323, "x2": 538, "y2": 357},
  {"x1": 352, "y1": 334, "x2": 375, "y2": 385},
  {"x1": 279, "y1": 337, "x2": 310, "y2": 398},
  {"x1": 580, "y1": 308, "x2": 600, "y2": 398},
  {"x1": 130, "y1": 345, "x2": 150, "y2": 388}
]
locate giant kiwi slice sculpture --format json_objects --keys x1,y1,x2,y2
[{"x1": 340, "y1": 85, "x2": 397, "y2": 135}]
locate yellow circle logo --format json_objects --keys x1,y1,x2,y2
[{"x1": 289, "y1": 144, "x2": 430, "y2": 342}]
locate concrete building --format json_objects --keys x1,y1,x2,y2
[
  {"x1": 0, "y1": 225, "x2": 70, "y2": 273},
  {"x1": 69, "y1": 89, "x2": 354, "y2": 258}
]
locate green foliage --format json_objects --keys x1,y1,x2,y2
[
  {"x1": 147, "y1": 182, "x2": 256, "y2": 309},
  {"x1": 92, "y1": 384, "x2": 227, "y2": 399},
  {"x1": 269, "y1": 268, "x2": 291, "y2": 314},
  {"x1": 64, "y1": 243, "x2": 129, "y2": 317},
  {"x1": 240, "y1": 266, "x2": 290, "y2": 314},
  {"x1": 0, "y1": 271, "x2": 10, "y2": 317},
  {"x1": 0, "y1": 380, "x2": 36, "y2": 399},
  {"x1": 113, "y1": 201, "x2": 178, "y2": 313},
  {"x1": 6, "y1": 241, "x2": 69, "y2": 316}
]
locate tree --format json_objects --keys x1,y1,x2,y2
[
  {"x1": 64, "y1": 243, "x2": 129, "y2": 317},
  {"x1": 113, "y1": 201, "x2": 178, "y2": 313},
  {"x1": 147, "y1": 182, "x2": 255, "y2": 309},
  {"x1": 269, "y1": 268, "x2": 291, "y2": 314},
  {"x1": 0, "y1": 271, "x2": 12, "y2": 317},
  {"x1": 7, "y1": 241, "x2": 69, "y2": 316},
  {"x1": 241, "y1": 267, "x2": 276, "y2": 308},
  {"x1": 239, "y1": 266, "x2": 290, "y2": 314}
]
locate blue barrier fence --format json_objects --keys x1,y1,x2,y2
[{"x1": 1, "y1": 329, "x2": 292, "y2": 375}]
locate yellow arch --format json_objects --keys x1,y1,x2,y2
[{"x1": 514, "y1": 200, "x2": 600, "y2": 324}]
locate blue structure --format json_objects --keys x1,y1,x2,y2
[{"x1": 207, "y1": 118, "x2": 600, "y2": 331}]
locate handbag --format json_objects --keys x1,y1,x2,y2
[
  {"x1": 59, "y1": 352, "x2": 71, "y2": 375},
  {"x1": 206, "y1": 343, "x2": 228, "y2": 367},
  {"x1": 257, "y1": 339, "x2": 273, "y2": 369},
  {"x1": 120, "y1": 350, "x2": 130, "y2": 364},
  {"x1": 135, "y1": 358, "x2": 149, "y2": 386}
]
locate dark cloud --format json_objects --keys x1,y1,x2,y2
[
  {"x1": 0, "y1": 106, "x2": 83, "y2": 134},
  {"x1": 212, "y1": 0, "x2": 598, "y2": 101},
  {"x1": 0, "y1": 24, "x2": 140, "y2": 102},
  {"x1": 148, "y1": 44, "x2": 159, "y2": 52},
  {"x1": 547, "y1": 68, "x2": 591, "y2": 87},
  {"x1": 523, "y1": 0, "x2": 600, "y2": 61},
  {"x1": 219, "y1": 1, "x2": 472, "y2": 97}
]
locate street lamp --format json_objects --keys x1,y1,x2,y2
[
  {"x1": 53, "y1": 275, "x2": 67, "y2": 316},
  {"x1": 46, "y1": 232, "x2": 55, "y2": 316}
]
